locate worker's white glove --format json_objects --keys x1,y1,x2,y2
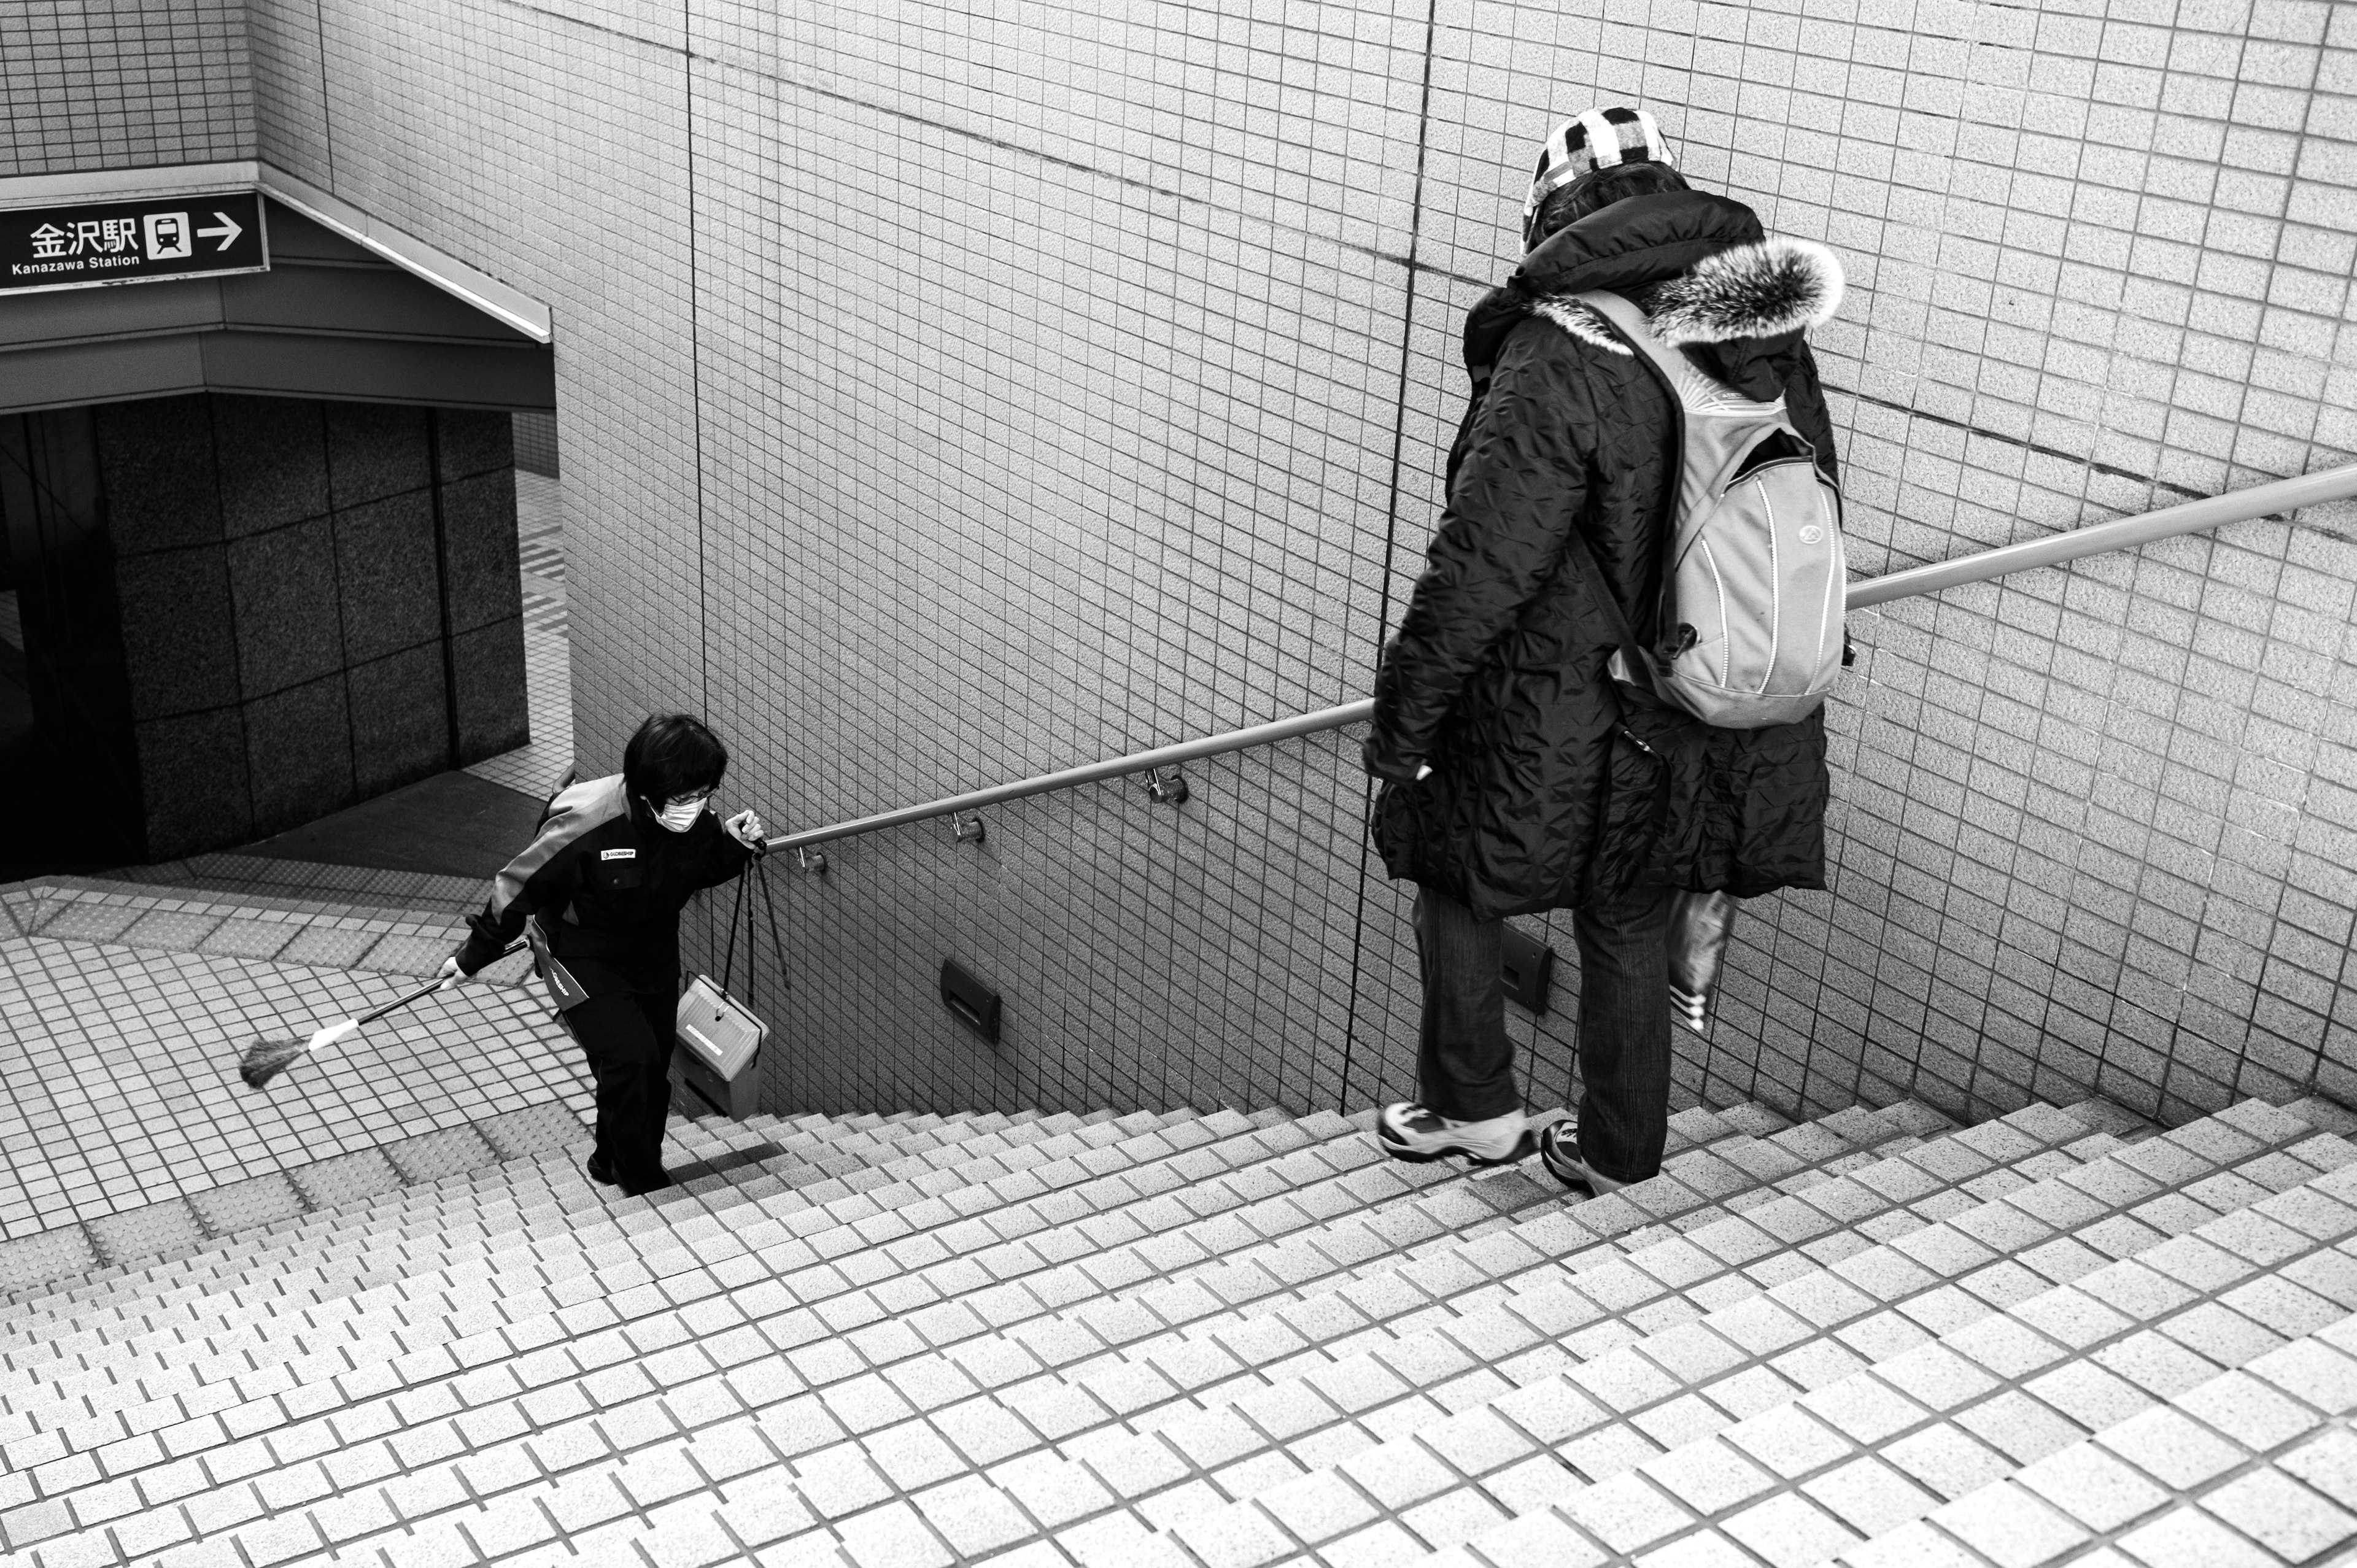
[
  {"x1": 723, "y1": 809, "x2": 768, "y2": 851},
  {"x1": 435, "y1": 956, "x2": 471, "y2": 991}
]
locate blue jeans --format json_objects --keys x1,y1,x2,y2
[{"x1": 1414, "y1": 882, "x2": 1678, "y2": 1183}]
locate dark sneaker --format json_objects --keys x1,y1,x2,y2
[
  {"x1": 1536, "y1": 1120, "x2": 1625, "y2": 1194},
  {"x1": 1375, "y1": 1102, "x2": 1534, "y2": 1165},
  {"x1": 584, "y1": 1153, "x2": 619, "y2": 1186}
]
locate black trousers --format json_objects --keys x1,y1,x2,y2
[
  {"x1": 566, "y1": 989, "x2": 676, "y2": 1191},
  {"x1": 1414, "y1": 881, "x2": 1679, "y2": 1183}
]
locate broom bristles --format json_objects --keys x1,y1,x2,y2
[{"x1": 239, "y1": 1036, "x2": 309, "y2": 1088}]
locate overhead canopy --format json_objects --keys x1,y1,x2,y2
[{"x1": 0, "y1": 196, "x2": 554, "y2": 415}]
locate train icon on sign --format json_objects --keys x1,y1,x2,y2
[{"x1": 144, "y1": 213, "x2": 192, "y2": 260}]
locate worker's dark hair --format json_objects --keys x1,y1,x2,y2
[
  {"x1": 624, "y1": 714, "x2": 729, "y2": 807},
  {"x1": 1527, "y1": 160, "x2": 1692, "y2": 248}
]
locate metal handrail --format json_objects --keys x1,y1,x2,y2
[
  {"x1": 770, "y1": 703, "x2": 1374, "y2": 851},
  {"x1": 767, "y1": 462, "x2": 2357, "y2": 854},
  {"x1": 1847, "y1": 462, "x2": 2357, "y2": 608}
]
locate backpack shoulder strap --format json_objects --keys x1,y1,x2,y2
[
  {"x1": 1573, "y1": 289, "x2": 1697, "y2": 401},
  {"x1": 1560, "y1": 289, "x2": 1689, "y2": 698},
  {"x1": 1559, "y1": 523, "x2": 1663, "y2": 705}
]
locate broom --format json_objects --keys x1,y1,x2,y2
[{"x1": 239, "y1": 940, "x2": 525, "y2": 1088}]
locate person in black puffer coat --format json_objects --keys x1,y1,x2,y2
[{"x1": 1363, "y1": 107, "x2": 1844, "y2": 1191}]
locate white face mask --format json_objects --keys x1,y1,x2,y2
[{"x1": 649, "y1": 797, "x2": 706, "y2": 833}]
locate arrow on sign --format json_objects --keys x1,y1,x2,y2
[{"x1": 195, "y1": 211, "x2": 242, "y2": 251}]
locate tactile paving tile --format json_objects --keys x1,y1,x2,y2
[
  {"x1": 115, "y1": 908, "x2": 226, "y2": 952},
  {"x1": 84, "y1": 1200, "x2": 206, "y2": 1267},
  {"x1": 187, "y1": 1173, "x2": 307, "y2": 1235},
  {"x1": 358, "y1": 932, "x2": 456, "y2": 976},
  {"x1": 287, "y1": 1148, "x2": 404, "y2": 1211},
  {"x1": 274, "y1": 925, "x2": 384, "y2": 970},
  {"x1": 0, "y1": 1226, "x2": 98, "y2": 1294},
  {"x1": 382, "y1": 1124, "x2": 500, "y2": 1184},
  {"x1": 33, "y1": 902, "x2": 142, "y2": 943},
  {"x1": 195, "y1": 917, "x2": 300, "y2": 960},
  {"x1": 479, "y1": 1101, "x2": 590, "y2": 1160},
  {"x1": 0, "y1": 892, "x2": 55, "y2": 937}
]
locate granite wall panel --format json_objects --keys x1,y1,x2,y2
[
  {"x1": 226, "y1": 516, "x2": 344, "y2": 698},
  {"x1": 92, "y1": 400, "x2": 220, "y2": 556},
  {"x1": 111, "y1": 549, "x2": 240, "y2": 722},
  {"x1": 131, "y1": 708, "x2": 250, "y2": 854},
  {"x1": 2, "y1": 390, "x2": 524, "y2": 860},
  {"x1": 438, "y1": 469, "x2": 522, "y2": 636},
  {"x1": 325, "y1": 402, "x2": 432, "y2": 510},
  {"x1": 437, "y1": 409, "x2": 515, "y2": 482},
  {"x1": 347, "y1": 641, "x2": 450, "y2": 797},
  {"x1": 333, "y1": 493, "x2": 442, "y2": 665},
  {"x1": 214, "y1": 396, "x2": 331, "y2": 536},
  {"x1": 242, "y1": 671, "x2": 354, "y2": 836},
  {"x1": 449, "y1": 616, "x2": 530, "y2": 763}
]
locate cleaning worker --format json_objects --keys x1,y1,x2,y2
[{"x1": 437, "y1": 714, "x2": 768, "y2": 1195}]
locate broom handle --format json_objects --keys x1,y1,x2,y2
[{"x1": 352, "y1": 940, "x2": 527, "y2": 1026}]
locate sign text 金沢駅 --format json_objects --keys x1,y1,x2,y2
[{"x1": 0, "y1": 191, "x2": 269, "y2": 295}]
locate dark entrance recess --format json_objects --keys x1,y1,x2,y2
[{"x1": 0, "y1": 394, "x2": 529, "y2": 877}]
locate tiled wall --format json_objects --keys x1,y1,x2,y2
[
  {"x1": 236, "y1": 1, "x2": 2356, "y2": 1128},
  {"x1": 512, "y1": 411, "x2": 558, "y2": 477},
  {"x1": 0, "y1": 1, "x2": 254, "y2": 176}
]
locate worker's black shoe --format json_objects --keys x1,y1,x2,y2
[
  {"x1": 619, "y1": 1170, "x2": 673, "y2": 1197},
  {"x1": 584, "y1": 1153, "x2": 619, "y2": 1186}
]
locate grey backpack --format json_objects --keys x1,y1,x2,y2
[{"x1": 1577, "y1": 289, "x2": 1846, "y2": 728}]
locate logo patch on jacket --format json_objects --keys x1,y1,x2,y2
[{"x1": 600, "y1": 848, "x2": 637, "y2": 860}]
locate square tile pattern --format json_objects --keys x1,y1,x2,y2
[
  {"x1": 155, "y1": 0, "x2": 2357, "y2": 1142},
  {"x1": 0, "y1": 907, "x2": 582, "y2": 1246},
  {"x1": 0, "y1": 1070, "x2": 2345, "y2": 1568}
]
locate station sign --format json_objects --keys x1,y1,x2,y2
[{"x1": 0, "y1": 190, "x2": 269, "y2": 296}]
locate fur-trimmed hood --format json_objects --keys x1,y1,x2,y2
[
  {"x1": 1463, "y1": 191, "x2": 1844, "y2": 403},
  {"x1": 1646, "y1": 236, "x2": 1842, "y2": 344}
]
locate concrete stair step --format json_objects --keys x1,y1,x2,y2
[
  {"x1": 753, "y1": 1106, "x2": 2142, "y2": 1562},
  {"x1": 1101, "y1": 1099, "x2": 1960, "y2": 1350},
  {"x1": 0, "y1": 1102, "x2": 600, "y2": 1313},
  {"x1": 1074, "y1": 1100, "x2": 2350, "y2": 1568},
  {"x1": 942, "y1": 1111, "x2": 1956, "y2": 1443},
  {"x1": 0, "y1": 1103, "x2": 962, "y2": 1324},
  {"x1": 1404, "y1": 1108, "x2": 2357, "y2": 1568},
  {"x1": 0, "y1": 1100, "x2": 1996, "y2": 1565},
  {"x1": 0, "y1": 1109, "x2": 1385, "y2": 1503},
  {"x1": 948, "y1": 1106, "x2": 2128, "y2": 1496},
  {"x1": 128, "y1": 1101, "x2": 2182, "y2": 1568},
  {"x1": 0, "y1": 1095, "x2": 2342, "y2": 1568},
  {"x1": 1826, "y1": 1307, "x2": 2357, "y2": 1568},
  {"x1": 0, "y1": 1103, "x2": 1029, "y2": 1351},
  {"x1": 0, "y1": 1103, "x2": 1206, "y2": 1394},
  {"x1": 1101, "y1": 1099, "x2": 1911, "y2": 1308}
]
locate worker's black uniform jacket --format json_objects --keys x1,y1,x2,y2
[
  {"x1": 454, "y1": 773, "x2": 755, "y2": 995},
  {"x1": 1365, "y1": 191, "x2": 1843, "y2": 919}
]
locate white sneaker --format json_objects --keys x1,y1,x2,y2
[
  {"x1": 1374, "y1": 1102, "x2": 1533, "y2": 1165},
  {"x1": 1536, "y1": 1120, "x2": 1626, "y2": 1194}
]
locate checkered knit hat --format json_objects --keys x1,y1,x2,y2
[{"x1": 1521, "y1": 107, "x2": 1674, "y2": 239}]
